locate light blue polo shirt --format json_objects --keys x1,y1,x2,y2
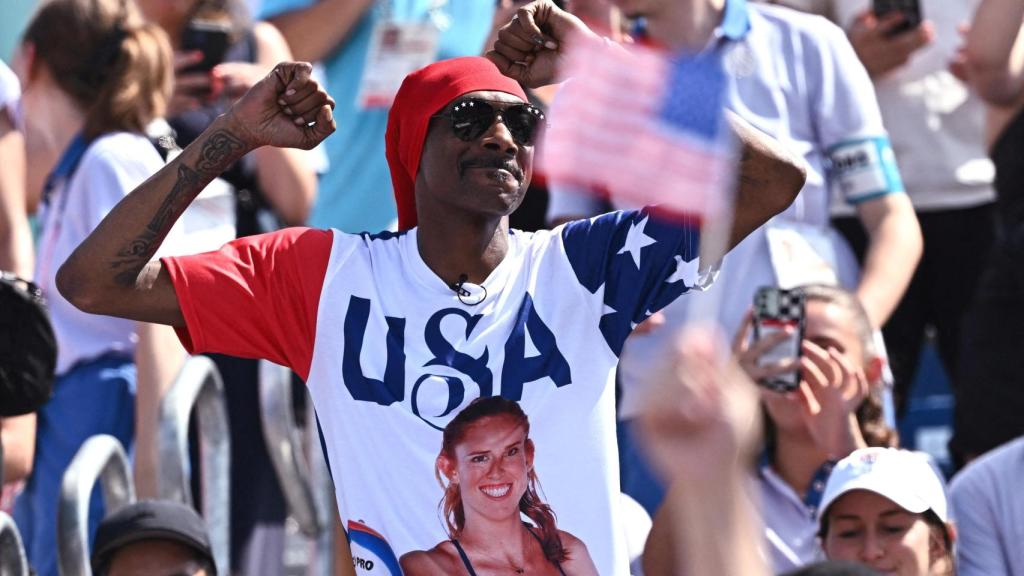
[{"x1": 259, "y1": 0, "x2": 495, "y2": 233}]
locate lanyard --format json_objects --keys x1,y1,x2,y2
[
  {"x1": 38, "y1": 132, "x2": 92, "y2": 287},
  {"x1": 42, "y1": 132, "x2": 91, "y2": 209}
]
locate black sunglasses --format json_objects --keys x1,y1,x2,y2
[{"x1": 434, "y1": 98, "x2": 546, "y2": 146}]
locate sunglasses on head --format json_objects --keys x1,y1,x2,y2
[{"x1": 434, "y1": 98, "x2": 546, "y2": 146}]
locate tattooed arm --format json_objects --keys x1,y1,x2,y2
[{"x1": 57, "y1": 62, "x2": 335, "y2": 326}]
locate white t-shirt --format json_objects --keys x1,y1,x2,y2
[
  {"x1": 36, "y1": 132, "x2": 182, "y2": 375},
  {"x1": 831, "y1": 0, "x2": 995, "y2": 212},
  {"x1": 163, "y1": 210, "x2": 711, "y2": 576}
]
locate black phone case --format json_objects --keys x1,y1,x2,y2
[
  {"x1": 752, "y1": 287, "x2": 806, "y2": 393},
  {"x1": 181, "y1": 21, "x2": 232, "y2": 74},
  {"x1": 872, "y1": 0, "x2": 923, "y2": 35}
]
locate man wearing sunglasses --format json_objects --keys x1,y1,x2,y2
[{"x1": 57, "y1": 57, "x2": 803, "y2": 575}]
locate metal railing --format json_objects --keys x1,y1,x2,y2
[
  {"x1": 0, "y1": 511, "x2": 29, "y2": 576},
  {"x1": 158, "y1": 355, "x2": 230, "y2": 574},
  {"x1": 57, "y1": 435, "x2": 135, "y2": 576},
  {"x1": 258, "y1": 360, "x2": 335, "y2": 576}
]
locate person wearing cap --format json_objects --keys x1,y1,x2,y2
[
  {"x1": 91, "y1": 500, "x2": 216, "y2": 576},
  {"x1": 817, "y1": 447, "x2": 955, "y2": 576},
  {"x1": 56, "y1": 54, "x2": 803, "y2": 574}
]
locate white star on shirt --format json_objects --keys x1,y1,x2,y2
[
  {"x1": 602, "y1": 303, "x2": 617, "y2": 317},
  {"x1": 617, "y1": 216, "x2": 657, "y2": 269},
  {"x1": 666, "y1": 255, "x2": 700, "y2": 286}
]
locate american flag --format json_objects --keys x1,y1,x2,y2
[{"x1": 541, "y1": 36, "x2": 735, "y2": 217}]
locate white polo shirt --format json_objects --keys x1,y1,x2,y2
[{"x1": 756, "y1": 461, "x2": 831, "y2": 572}]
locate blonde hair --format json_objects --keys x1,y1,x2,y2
[{"x1": 24, "y1": 0, "x2": 173, "y2": 139}]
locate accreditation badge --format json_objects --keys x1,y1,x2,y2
[{"x1": 357, "y1": 20, "x2": 441, "y2": 109}]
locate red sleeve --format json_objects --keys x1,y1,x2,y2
[{"x1": 161, "y1": 227, "x2": 333, "y2": 381}]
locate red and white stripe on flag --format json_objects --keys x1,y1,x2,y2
[{"x1": 540, "y1": 35, "x2": 734, "y2": 218}]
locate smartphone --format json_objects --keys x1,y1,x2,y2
[
  {"x1": 872, "y1": 0, "x2": 922, "y2": 36},
  {"x1": 752, "y1": 286, "x2": 805, "y2": 393},
  {"x1": 181, "y1": 19, "x2": 232, "y2": 75}
]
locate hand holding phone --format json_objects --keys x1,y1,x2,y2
[
  {"x1": 872, "y1": 0, "x2": 922, "y2": 36},
  {"x1": 745, "y1": 287, "x2": 805, "y2": 392},
  {"x1": 848, "y1": 5, "x2": 933, "y2": 78},
  {"x1": 181, "y1": 19, "x2": 232, "y2": 75}
]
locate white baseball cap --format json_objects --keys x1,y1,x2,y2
[{"x1": 816, "y1": 448, "x2": 947, "y2": 532}]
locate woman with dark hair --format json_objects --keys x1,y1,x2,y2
[
  {"x1": 735, "y1": 284, "x2": 899, "y2": 572},
  {"x1": 401, "y1": 396, "x2": 598, "y2": 576}
]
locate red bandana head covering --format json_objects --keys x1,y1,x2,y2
[{"x1": 385, "y1": 57, "x2": 528, "y2": 231}]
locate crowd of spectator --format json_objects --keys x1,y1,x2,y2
[{"x1": 1, "y1": 0, "x2": 1023, "y2": 575}]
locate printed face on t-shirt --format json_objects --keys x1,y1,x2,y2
[{"x1": 441, "y1": 415, "x2": 534, "y2": 524}]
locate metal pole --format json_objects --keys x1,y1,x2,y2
[
  {"x1": 306, "y1": 404, "x2": 336, "y2": 576},
  {"x1": 258, "y1": 361, "x2": 320, "y2": 537},
  {"x1": 57, "y1": 435, "x2": 135, "y2": 576},
  {"x1": 158, "y1": 355, "x2": 230, "y2": 575},
  {"x1": 0, "y1": 511, "x2": 29, "y2": 576},
  {"x1": 258, "y1": 360, "x2": 335, "y2": 576}
]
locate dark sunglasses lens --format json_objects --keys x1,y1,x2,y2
[
  {"x1": 504, "y1": 106, "x2": 541, "y2": 145},
  {"x1": 450, "y1": 101, "x2": 495, "y2": 141}
]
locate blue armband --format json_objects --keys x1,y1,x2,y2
[{"x1": 827, "y1": 135, "x2": 905, "y2": 205}]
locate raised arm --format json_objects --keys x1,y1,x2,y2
[
  {"x1": 723, "y1": 111, "x2": 805, "y2": 252},
  {"x1": 57, "y1": 62, "x2": 335, "y2": 326}
]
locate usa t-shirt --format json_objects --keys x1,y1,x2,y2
[{"x1": 163, "y1": 209, "x2": 710, "y2": 575}]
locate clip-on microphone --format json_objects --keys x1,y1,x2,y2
[{"x1": 450, "y1": 274, "x2": 487, "y2": 306}]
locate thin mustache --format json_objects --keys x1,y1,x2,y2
[{"x1": 459, "y1": 157, "x2": 524, "y2": 181}]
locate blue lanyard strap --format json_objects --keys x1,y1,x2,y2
[{"x1": 42, "y1": 132, "x2": 91, "y2": 207}]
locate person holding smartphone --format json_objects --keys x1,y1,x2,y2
[{"x1": 735, "y1": 284, "x2": 897, "y2": 573}]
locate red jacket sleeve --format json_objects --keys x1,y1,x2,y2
[{"x1": 161, "y1": 227, "x2": 333, "y2": 381}]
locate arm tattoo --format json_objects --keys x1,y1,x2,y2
[
  {"x1": 196, "y1": 130, "x2": 245, "y2": 175},
  {"x1": 110, "y1": 129, "x2": 244, "y2": 287}
]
